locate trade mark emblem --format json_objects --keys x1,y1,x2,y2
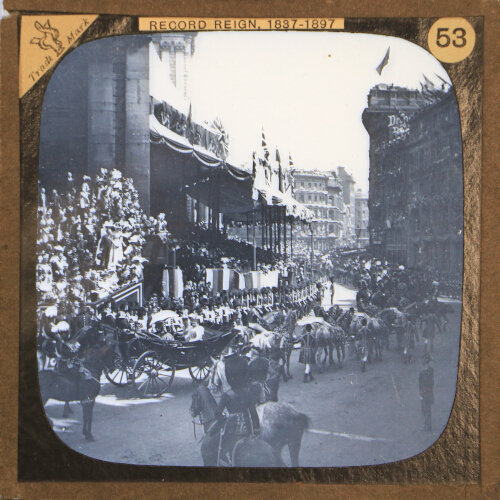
[
  {"x1": 30, "y1": 20, "x2": 64, "y2": 56},
  {"x1": 19, "y1": 15, "x2": 98, "y2": 97}
]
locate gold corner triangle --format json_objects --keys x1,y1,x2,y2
[{"x1": 19, "y1": 14, "x2": 99, "y2": 98}]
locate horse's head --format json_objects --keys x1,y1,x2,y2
[
  {"x1": 207, "y1": 356, "x2": 223, "y2": 394},
  {"x1": 190, "y1": 390, "x2": 202, "y2": 418},
  {"x1": 82, "y1": 342, "x2": 115, "y2": 376},
  {"x1": 190, "y1": 385, "x2": 217, "y2": 422}
]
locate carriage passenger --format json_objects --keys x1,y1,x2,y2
[
  {"x1": 185, "y1": 314, "x2": 204, "y2": 342},
  {"x1": 181, "y1": 314, "x2": 193, "y2": 339}
]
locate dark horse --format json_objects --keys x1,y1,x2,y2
[
  {"x1": 191, "y1": 385, "x2": 310, "y2": 467},
  {"x1": 39, "y1": 342, "x2": 114, "y2": 442}
]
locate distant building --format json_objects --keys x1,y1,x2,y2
[
  {"x1": 292, "y1": 168, "x2": 355, "y2": 254},
  {"x1": 337, "y1": 167, "x2": 357, "y2": 248},
  {"x1": 355, "y1": 189, "x2": 369, "y2": 248},
  {"x1": 362, "y1": 84, "x2": 463, "y2": 275}
]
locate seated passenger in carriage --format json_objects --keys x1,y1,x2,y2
[
  {"x1": 204, "y1": 355, "x2": 260, "y2": 466},
  {"x1": 154, "y1": 321, "x2": 175, "y2": 341},
  {"x1": 181, "y1": 314, "x2": 193, "y2": 339},
  {"x1": 185, "y1": 314, "x2": 205, "y2": 342}
]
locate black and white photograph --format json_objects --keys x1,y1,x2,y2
[{"x1": 35, "y1": 29, "x2": 464, "y2": 468}]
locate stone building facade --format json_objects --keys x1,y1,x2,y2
[
  {"x1": 39, "y1": 33, "x2": 197, "y2": 219},
  {"x1": 292, "y1": 169, "x2": 349, "y2": 253},
  {"x1": 362, "y1": 84, "x2": 463, "y2": 275},
  {"x1": 337, "y1": 167, "x2": 357, "y2": 248},
  {"x1": 355, "y1": 189, "x2": 369, "y2": 248}
]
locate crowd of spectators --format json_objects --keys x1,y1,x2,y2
[
  {"x1": 328, "y1": 252, "x2": 460, "y2": 314},
  {"x1": 36, "y1": 169, "x2": 166, "y2": 325}
]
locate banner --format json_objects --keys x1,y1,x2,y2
[{"x1": 162, "y1": 268, "x2": 184, "y2": 299}]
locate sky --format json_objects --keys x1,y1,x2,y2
[{"x1": 188, "y1": 31, "x2": 451, "y2": 193}]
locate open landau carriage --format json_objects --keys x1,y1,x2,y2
[{"x1": 107, "y1": 328, "x2": 237, "y2": 398}]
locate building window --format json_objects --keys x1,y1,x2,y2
[
  {"x1": 309, "y1": 182, "x2": 312, "y2": 188},
  {"x1": 301, "y1": 182, "x2": 304, "y2": 188},
  {"x1": 308, "y1": 195, "x2": 311, "y2": 201},
  {"x1": 315, "y1": 195, "x2": 318, "y2": 202}
]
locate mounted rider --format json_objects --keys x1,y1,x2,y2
[
  {"x1": 247, "y1": 347, "x2": 270, "y2": 404},
  {"x1": 204, "y1": 354, "x2": 260, "y2": 466},
  {"x1": 338, "y1": 307, "x2": 355, "y2": 335},
  {"x1": 246, "y1": 301, "x2": 267, "y2": 332}
]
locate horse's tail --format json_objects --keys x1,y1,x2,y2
[
  {"x1": 296, "y1": 411, "x2": 311, "y2": 432},
  {"x1": 281, "y1": 402, "x2": 311, "y2": 431}
]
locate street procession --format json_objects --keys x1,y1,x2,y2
[{"x1": 35, "y1": 31, "x2": 464, "y2": 468}]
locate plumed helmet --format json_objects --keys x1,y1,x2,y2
[{"x1": 224, "y1": 355, "x2": 248, "y2": 389}]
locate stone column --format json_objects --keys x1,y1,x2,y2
[
  {"x1": 87, "y1": 42, "x2": 115, "y2": 178},
  {"x1": 125, "y1": 38, "x2": 151, "y2": 215}
]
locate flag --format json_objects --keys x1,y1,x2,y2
[
  {"x1": 262, "y1": 128, "x2": 268, "y2": 154},
  {"x1": 419, "y1": 82, "x2": 435, "y2": 102},
  {"x1": 376, "y1": 47, "x2": 390, "y2": 76},
  {"x1": 434, "y1": 73, "x2": 451, "y2": 90},
  {"x1": 422, "y1": 74, "x2": 436, "y2": 89},
  {"x1": 277, "y1": 148, "x2": 284, "y2": 192}
]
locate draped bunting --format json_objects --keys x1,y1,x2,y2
[
  {"x1": 162, "y1": 267, "x2": 184, "y2": 299},
  {"x1": 204, "y1": 269, "x2": 278, "y2": 292},
  {"x1": 226, "y1": 162, "x2": 253, "y2": 181},
  {"x1": 150, "y1": 116, "x2": 311, "y2": 221},
  {"x1": 150, "y1": 115, "x2": 193, "y2": 153},
  {"x1": 244, "y1": 271, "x2": 262, "y2": 290},
  {"x1": 206, "y1": 269, "x2": 239, "y2": 293},
  {"x1": 257, "y1": 187, "x2": 313, "y2": 222},
  {"x1": 193, "y1": 144, "x2": 223, "y2": 167}
]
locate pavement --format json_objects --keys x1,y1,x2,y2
[{"x1": 44, "y1": 283, "x2": 462, "y2": 467}]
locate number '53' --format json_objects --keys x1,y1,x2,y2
[{"x1": 436, "y1": 27, "x2": 467, "y2": 48}]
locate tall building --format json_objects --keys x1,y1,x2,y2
[
  {"x1": 337, "y1": 167, "x2": 357, "y2": 248},
  {"x1": 362, "y1": 84, "x2": 463, "y2": 275},
  {"x1": 355, "y1": 189, "x2": 369, "y2": 248},
  {"x1": 292, "y1": 169, "x2": 348, "y2": 253}
]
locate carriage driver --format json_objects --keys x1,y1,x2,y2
[{"x1": 204, "y1": 355, "x2": 260, "y2": 466}]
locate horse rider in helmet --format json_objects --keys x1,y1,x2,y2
[{"x1": 204, "y1": 354, "x2": 260, "y2": 466}]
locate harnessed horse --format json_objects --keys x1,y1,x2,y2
[
  {"x1": 191, "y1": 385, "x2": 310, "y2": 467},
  {"x1": 314, "y1": 322, "x2": 346, "y2": 371},
  {"x1": 39, "y1": 342, "x2": 114, "y2": 441}
]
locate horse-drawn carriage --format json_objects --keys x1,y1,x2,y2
[
  {"x1": 104, "y1": 310, "x2": 238, "y2": 397},
  {"x1": 130, "y1": 330, "x2": 238, "y2": 398}
]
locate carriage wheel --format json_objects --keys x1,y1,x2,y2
[
  {"x1": 189, "y1": 364, "x2": 211, "y2": 382},
  {"x1": 105, "y1": 353, "x2": 133, "y2": 387},
  {"x1": 132, "y1": 351, "x2": 175, "y2": 398}
]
